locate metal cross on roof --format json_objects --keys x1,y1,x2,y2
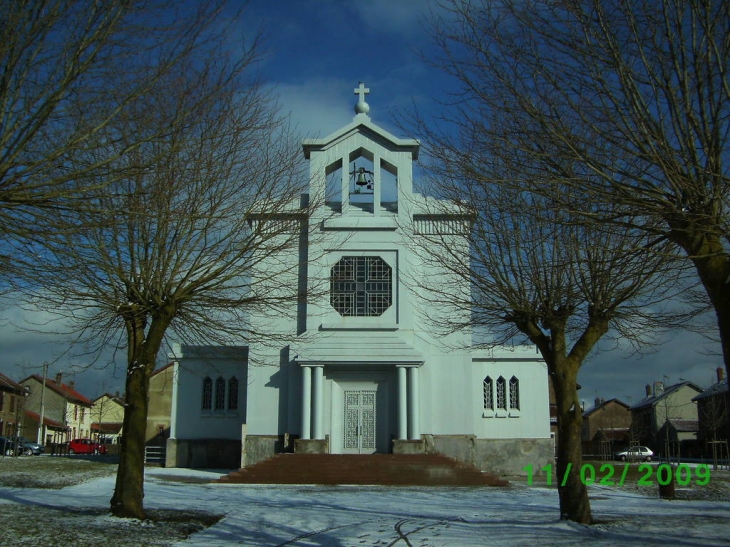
[{"x1": 354, "y1": 82, "x2": 370, "y2": 103}]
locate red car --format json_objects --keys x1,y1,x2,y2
[{"x1": 68, "y1": 438, "x2": 108, "y2": 455}]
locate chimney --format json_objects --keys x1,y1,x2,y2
[
  {"x1": 595, "y1": 397, "x2": 601, "y2": 408},
  {"x1": 653, "y1": 381, "x2": 664, "y2": 395},
  {"x1": 68, "y1": 380, "x2": 75, "y2": 390},
  {"x1": 55, "y1": 372, "x2": 63, "y2": 385},
  {"x1": 645, "y1": 384, "x2": 652, "y2": 397},
  {"x1": 718, "y1": 367, "x2": 725, "y2": 383}
]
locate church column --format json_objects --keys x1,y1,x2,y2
[
  {"x1": 301, "y1": 366, "x2": 312, "y2": 440},
  {"x1": 312, "y1": 365, "x2": 324, "y2": 440},
  {"x1": 408, "y1": 367, "x2": 420, "y2": 440},
  {"x1": 397, "y1": 366, "x2": 408, "y2": 440}
]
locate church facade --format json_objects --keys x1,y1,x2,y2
[{"x1": 166, "y1": 84, "x2": 553, "y2": 475}]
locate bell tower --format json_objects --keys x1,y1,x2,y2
[{"x1": 303, "y1": 82, "x2": 420, "y2": 225}]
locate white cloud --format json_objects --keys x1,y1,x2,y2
[{"x1": 351, "y1": 0, "x2": 435, "y2": 35}]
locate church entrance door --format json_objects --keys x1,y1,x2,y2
[{"x1": 343, "y1": 390, "x2": 377, "y2": 454}]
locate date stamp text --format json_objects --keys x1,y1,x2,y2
[{"x1": 523, "y1": 463, "x2": 711, "y2": 487}]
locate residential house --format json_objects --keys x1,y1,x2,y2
[
  {"x1": 91, "y1": 393, "x2": 125, "y2": 444},
  {"x1": 146, "y1": 363, "x2": 174, "y2": 445},
  {"x1": 693, "y1": 367, "x2": 729, "y2": 460},
  {"x1": 582, "y1": 398, "x2": 632, "y2": 458},
  {"x1": 0, "y1": 372, "x2": 26, "y2": 439},
  {"x1": 21, "y1": 373, "x2": 94, "y2": 448},
  {"x1": 631, "y1": 380, "x2": 703, "y2": 458}
]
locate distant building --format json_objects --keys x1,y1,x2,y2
[
  {"x1": 21, "y1": 373, "x2": 94, "y2": 446},
  {"x1": 92, "y1": 392, "x2": 125, "y2": 444},
  {"x1": 582, "y1": 398, "x2": 631, "y2": 458},
  {"x1": 146, "y1": 363, "x2": 174, "y2": 445},
  {"x1": 631, "y1": 380, "x2": 703, "y2": 459},
  {"x1": 693, "y1": 368, "x2": 729, "y2": 457},
  {"x1": 0, "y1": 372, "x2": 25, "y2": 438}
]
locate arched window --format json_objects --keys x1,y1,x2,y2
[
  {"x1": 214, "y1": 377, "x2": 226, "y2": 410},
  {"x1": 483, "y1": 376, "x2": 494, "y2": 410},
  {"x1": 227, "y1": 377, "x2": 239, "y2": 411},
  {"x1": 509, "y1": 376, "x2": 520, "y2": 410},
  {"x1": 496, "y1": 376, "x2": 507, "y2": 410},
  {"x1": 201, "y1": 377, "x2": 212, "y2": 411}
]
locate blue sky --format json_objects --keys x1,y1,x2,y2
[{"x1": 0, "y1": 0, "x2": 723, "y2": 407}]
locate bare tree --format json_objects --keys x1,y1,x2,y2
[
  {"x1": 0, "y1": 0, "x2": 228, "y2": 274},
  {"x1": 409, "y1": 156, "x2": 683, "y2": 522},
  {"x1": 15, "y1": 37, "x2": 309, "y2": 518},
  {"x1": 426, "y1": 0, "x2": 729, "y2": 375}
]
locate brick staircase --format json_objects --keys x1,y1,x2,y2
[{"x1": 216, "y1": 453, "x2": 508, "y2": 486}]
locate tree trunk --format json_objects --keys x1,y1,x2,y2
[
  {"x1": 110, "y1": 350, "x2": 152, "y2": 519},
  {"x1": 666, "y1": 218, "x2": 730, "y2": 368},
  {"x1": 110, "y1": 308, "x2": 173, "y2": 519},
  {"x1": 551, "y1": 356, "x2": 593, "y2": 524}
]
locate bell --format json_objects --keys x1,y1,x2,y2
[{"x1": 355, "y1": 167, "x2": 368, "y2": 186}]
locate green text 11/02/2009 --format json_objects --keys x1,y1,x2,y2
[{"x1": 522, "y1": 463, "x2": 711, "y2": 487}]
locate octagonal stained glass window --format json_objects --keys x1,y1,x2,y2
[{"x1": 330, "y1": 256, "x2": 392, "y2": 317}]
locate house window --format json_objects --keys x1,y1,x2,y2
[
  {"x1": 201, "y1": 377, "x2": 212, "y2": 410},
  {"x1": 228, "y1": 377, "x2": 239, "y2": 411},
  {"x1": 214, "y1": 377, "x2": 226, "y2": 411},
  {"x1": 0, "y1": 391, "x2": 4, "y2": 411},
  {"x1": 496, "y1": 376, "x2": 507, "y2": 410},
  {"x1": 509, "y1": 376, "x2": 520, "y2": 410},
  {"x1": 9, "y1": 395, "x2": 15, "y2": 414},
  {"x1": 483, "y1": 376, "x2": 494, "y2": 410},
  {"x1": 330, "y1": 256, "x2": 392, "y2": 316}
]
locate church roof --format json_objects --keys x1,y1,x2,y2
[
  {"x1": 471, "y1": 345, "x2": 543, "y2": 362},
  {"x1": 302, "y1": 117, "x2": 420, "y2": 161}
]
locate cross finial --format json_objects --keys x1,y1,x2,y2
[
  {"x1": 354, "y1": 82, "x2": 370, "y2": 115},
  {"x1": 354, "y1": 82, "x2": 370, "y2": 102}
]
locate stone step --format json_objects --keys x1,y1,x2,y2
[{"x1": 216, "y1": 453, "x2": 508, "y2": 486}]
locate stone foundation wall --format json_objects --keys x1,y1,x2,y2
[
  {"x1": 422, "y1": 434, "x2": 554, "y2": 476},
  {"x1": 392, "y1": 439, "x2": 426, "y2": 455},
  {"x1": 165, "y1": 438, "x2": 241, "y2": 469},
  {"x1": 294, "y1": 438, "x2": 328, "y2": 454},
  {"x1": 166, "y1": 434, "x2": 554, "y2": 475},
  {"x1": 242, "y1": 435, "x2": 286, "y2": 467}
]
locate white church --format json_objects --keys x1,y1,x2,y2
[{"x1": 166, "y1": 84, "x2": 553, "y2": 475}]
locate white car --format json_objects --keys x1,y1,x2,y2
[{"x1": 615, "y1": 446, "x2": 653, "y2": 462}]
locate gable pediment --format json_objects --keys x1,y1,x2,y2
[{"x1": 303, "y1": 116, "x2": 419, "y2": 160}]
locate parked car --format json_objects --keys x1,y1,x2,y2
[
  {"x1": 17, "y1": 437, "x2": 44, "y2": 456},
  {"x1": 68, "y1": 438, "x2": 108, "y2": 455},
  {"x1": 0, "y1": 436, "x2": 19, "y2": 456},
  {"x1": 615, "y1": 446, "x2": 653, "y2": 462}
]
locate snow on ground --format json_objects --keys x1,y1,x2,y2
[{"x1": 1, "y1": 464, "x2": 730, "y2": 546}]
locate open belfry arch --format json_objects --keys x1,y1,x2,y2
[{"x1": 167, "y1": 84, "x2": 553, "y2": 475}]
